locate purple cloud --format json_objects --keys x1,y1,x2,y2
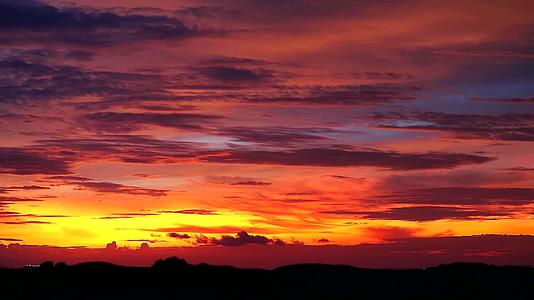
[
  {"x1": 0, "y1": 147, "x2": 70, "y2": 175},
  {"x1": 202, "y1": 147, "x2": 494, "y2": 170}
]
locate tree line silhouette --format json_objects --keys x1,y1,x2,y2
[{"x1": 1, "y1": 257, "x2": 533, "y2": 299}]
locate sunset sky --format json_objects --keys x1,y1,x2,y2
[{"x1": 1, "y1": 0, "x2": 534, "y2": 268}]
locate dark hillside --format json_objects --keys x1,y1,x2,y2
[{"x1": 1, "y1": 258, "x2": 533, "y2": 299}]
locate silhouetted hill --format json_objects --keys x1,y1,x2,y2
[{"x1": 1, "y1": 258, "x2": 533, "y2": 299}]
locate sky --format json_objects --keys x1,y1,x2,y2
[{"x1": 1, "y1": 0, "x2": 534, "y2": 268}]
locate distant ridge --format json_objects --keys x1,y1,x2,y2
[{"x1": 2, "y1": 257, "x2": 533, "y2": 299}]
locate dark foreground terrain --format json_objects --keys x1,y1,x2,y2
[{"x1": 1, "y1": 257, "x2": 533, "y2": 299}]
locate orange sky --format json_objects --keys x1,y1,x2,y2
[{"x1": 1, "y1": 0, "x2": 534, "y2": 267}]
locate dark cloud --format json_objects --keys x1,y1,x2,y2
[
  {"x1": 81, "y1": 111, "x2": 222, "y2": 132},
  {"x1": 73, "y1": 181, "x2": 168, "y2": 197},
  {"x1": 200, "y1": 56, "x2": 270, "y2": 66},
  {"x1": 192, "y1": 231, "x2": 287, "y2": 247},
  {"x1": 0, "y1": 211, "x2": 69, "y2": 219},
  {"x1": 11, "y1": 185, "x2": 49, "y2": 190},
  {"x1": 174, "y1": 6, "x2": 240, "y2": 20},
  {"x1": 105, "y1": 241, "x2": 118, "y2": 251},
  {"x1": 471, "y1": 96, "x2": 534, "y2": 104},
  {"x1": 95, "y1": 212, "x2": 159, "y2": 219},
  {"x1": 211, "y1": 0, "x2": 404, "y2": 24},
  {"x1": 394, "y1": 26, "x2": 534, "y2": 85},
  {"x1": 194, "y1": 234, "x2": 211, "y2": 245},
  {"x1": 0, "y1": 58, "x2": 166, "y2": 104},
  {"x1": 23, "y1": 213, "x2": 68, "y2": 218},
  {"x1": 167, "y1": 233, "x2": 191, "y2": 239},
  {"x1": 44, "y1": 173, "x2": 167, "y2": 196},
  {"x1": 284, "y1": 192, "x2": 317, "y2": 196},
  {"x1": 0, "y1": 196, "x2": 42, "y2": 203},
  {"x1": 374, "y1": 112, "x2": 534, "y2": 141},
  {"x1": 353, "y1": 71, "x2": 413, "y2": 80},
  {"x1": 0, "y1": 112, "x2": 62, "y2": 126},
  {"x1": 360, "y1": 206, "x2": 508, "y2": 222},
  {"x1": 34, "y1": 135, "x2": 201, "y2": 164},
  {"x1": 248, "y1": 84, "x2": 419, "y2": 105},
  {"x1": 327, "y1": 175, "x2": 365, "y2": 181},
  {"x1": 97, "y1": 216, "x2": 135, "y2": 220},
  {"x1": 0, "y1": 55, "x2": 420, "y2": 110},
  {"x1": 0, "y1": 48, "x2": 95, "y2": 62},
  {"x1": 500, "y1": 167, "x2": 534, "y2": 172},
  {"x1": 446, "y1": 60, "x2": 534, "y2": 85},
  {"x1": 46, "y1": 175, "x2": 92, "y2": 181},
  {"x1": 0, "y1": 55, "x2": 207, "y2": 107},
  {"x1": 215, "y1": 126, "x2": 332, "y2": 147},
  {"x1": 0, "y1": 185, "x2": 49, "y2": 193},
  {"x1": 159, "y1": 209, "x2": 218, "y2": 215},
  {"x1": 133, "y1": 173, "x2": 161, "y2": 178},
  {"x1": 0, "y1": 237, "x2": 23, "y2": 242},
  {"x1": 378, "y1": 170, "x2": 526, "y2": 191},
  {"x1": 43, "y1": 170, "x2": 167, "y2": 196},
  {"x1": 6, "y1": 135, "x2": 493, "y2": 172},
  {"x1": 132, "y1": 104, "x2": 198, "y2": 112},
  {"x1": 381, "y1": 187, "x2": 534, "y2": 205},
  {"x1": 0, "y1": 211, "x2": 24, "y2": 218},
  {"x1": 212, "y1": 231, "x2": 272, "y2": 246},
  {"x1": 206, "y1": 176, "x2": 271, "y2": 186},
  {"x1": 201, "y1": 147, "x2": 493, "y2": 170},
  {"x1": 0, "y1": 1, "x2": 208, "y2": 46},
  {"x1": 0, "y1": 220, "x2": 52, "y2": 225},
  {"x1": 198, "y1": 66, "x2": 274, "y2": 83},
  {"x1": 0, "y1": 147, "x2": 71, "y2": 175}
]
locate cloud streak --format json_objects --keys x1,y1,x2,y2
[
  {"x1": 361, "y1": 206, "x2": 509, "y2": 222},
  {"x1": 202, "y1": 147, "x2": 493, "y2": 170},
  {"x1": 0, "y1": 0, "x2": 211, "y2": 46},
  {"x1": 0, "y1": 147, "x2": 70, "y2": 175},
  {"x1": 374, "y1": 112, "x2": 534, "y2": 141},
  {"x1": 381, "y1": 187, "x2": 534, "y2": 206},
  {"x1": 81, "y1": 112, "x2": 223, "y2": 132}
]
